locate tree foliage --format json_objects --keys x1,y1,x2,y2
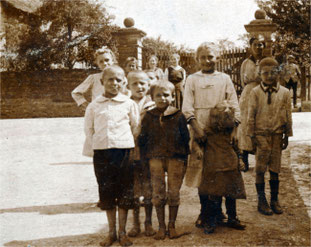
[
  {"x1": 256, "y1": 0, "x2": 310, "y2": 66},
  {"x1": 9, "y1": 0, "x2": 117, "y2": 71}
]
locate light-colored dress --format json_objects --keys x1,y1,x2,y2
[
  {"x1": 237, "y1": 57, "x2": 261, "y2": 151},
  {"x1": 71, "y1": 72, "x2": 104, "y2": 106},
  {"x1": 182, "y1": 71, "x2": 245, "y2": 198},
  {"x1": 144, "y1": 67, "x2": 164, "y2": 80}
]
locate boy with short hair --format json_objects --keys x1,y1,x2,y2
[
  {"x1": 84, "y1": 65, "x2": 139, "y2": 247},
  {"x1": 126, "y1": 70, "x2": 156, "y2": 237},
  {"x1": 139, "y1": 80, "x2": 190, "y2": 240},
  {"x1": 247, "y1": 57, "x2": 293, "y2": 215}
]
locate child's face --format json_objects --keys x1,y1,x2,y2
[
  {"x1": 170, "y1": 56, "x2": 179, "y2": 66},
  {"x1": 146, "y1": 71, "x2": 157, "y2": 85},
  {"x1": 148, "y1": 57, "x2": 157, "y2": 68},
  {"x1": 152, "y1": 87, "x2": 173, "y2": 110},
  {"x1": 128, "y1": 74, "x2": 149, "y2": 100},
  {"x1": 260, "y1": 66, "x2": 278, "y2": 85},
  {"x1": 125, "y1": 61, "x2": 137, "y2": 73},
  {"x1": 102, "y1": 68, "x2": 124, "y2": 98},
  {"x1": 250, "y1": 39, "x2": 264, "y2": 57},
  {"x1": 197, "y1": 49, "x2": 216, "y2": 72},
  {"x1": 96, "y1": 53, "x2": 114, "y2": 70}
]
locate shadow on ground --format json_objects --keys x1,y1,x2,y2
[{"x1": 0, "y1": 202, "x2": 100, "y2": 215}]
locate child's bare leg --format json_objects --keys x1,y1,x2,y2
[
  {"x1": 144, "y1": 204, "x2": 156, "y2": 236},
  {"x1": 154, "y1": 205, "x2": 166, "y2": 240},
  {"x1": 100, "y1": 208, "x2": 117, "y2": 247},
  {"x1": 118, "y1": 208, "x2": 133, "y2": 246},
  {"x1": 128, "y1": 203, "x2": 141, "y2": 237},
  {"x1": 255, "y1": 172, "x2": 273, "y2": 215}
]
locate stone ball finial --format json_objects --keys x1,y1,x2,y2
[
  {"x1": 255, "y1": 9, "x2": 266, "y2": 19},
  {"x1": 124, "y1": 18, "x2": 135, "y2": 28}
]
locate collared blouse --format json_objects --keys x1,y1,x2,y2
[
  {"x1": 83, "y1": 93, "x2": 139, "y2": 156},
  {"x1": 182, "y1": 70, "x2": 240, "y2": 132}
]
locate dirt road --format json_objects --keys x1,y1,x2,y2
[{"x1": 0, "y1": 114, "x2": 310, "y2": 246}]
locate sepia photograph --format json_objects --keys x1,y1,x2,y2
[{"x1": 0, "y1": 0, "x2": 310, "y2": 246}]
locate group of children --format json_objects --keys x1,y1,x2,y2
[{"x1": 71, "y1": 39, "x2": 293, "y2": 246}]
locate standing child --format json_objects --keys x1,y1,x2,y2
[
  {"x1": 126, "y1": 70, "x2": 156, "y2": 237},
  {"x1": 237, "y1": 37, "x2": 264, "y2": 171},
  {"x1": 145, "y1": 55, "x2": 164, "y2": 80},
  {"x1": 139, "y1": 80, "x2": 190, "y2": 240},
  {"x1": 165, "y1": 53, "x2": 186, "y2": 109},
  {"x1": 283, "y1": 55, "x2": 301, "y2": 108},
  {"x1": 72, "y1": 47, "x2": 116, "y2": 110},
  {"x1": 182, "y1": 42, "x2": 246, "y2": 234},
  {"x1": 247, "y1": 57, "x2": 293, "y2": 215},
  {"x1": 124, "y1": 57, "x2": 138, "y2": 76},
  {"x1": 84, "y1": 65, "x2": 139, "y2": 247}
]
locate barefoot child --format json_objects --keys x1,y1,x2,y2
[
  {"x1": 84, "y1": 65, "x2": 139, "y2": 247},
  {"x1": 247, "y1": 57, "x2": 293, "y2": 215},
  {"x1": 139, "y1": 80, "x2": 190, "y2": 240},
  {"x1": 72, "y1": 47, "x2": 116, "y2": 110},
  {"x1": 126, "y1": 70, "x2": 156, "y2": 237},
  {"x1": 182, "y1": 43, "x2": 246, "y2": 234}
]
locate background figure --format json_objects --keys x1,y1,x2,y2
[
  {"x1": 165, "y1": 53, "x2": 186, "y2": 109},
  {"x1": 237, "y1": 38, "x2": 264, "y2": 172},
  {"x1": 144, "y1": 55, "x2": 164, "y2": 80},
  {"x1": 123, "y1": 57, "x2": 139, "y2": 96},
  {"x1": 283, "y1": 55, "x2": 301, "y2": 108},
  {"x1": 71, "y1": 47, "x2": 116, "y2": 110}
]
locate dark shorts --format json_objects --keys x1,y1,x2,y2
[{"x1": 93, "y1": 149, "x2": 134, "y2": 210}]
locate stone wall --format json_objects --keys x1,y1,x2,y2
[{"x1": 1, "y1": 69, "x2": 100, "y2": 119}]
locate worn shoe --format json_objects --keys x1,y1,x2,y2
[
  {"x1": 227, "y1": 217, "x2": 246, "y2": 230},
  {"x1": 154, "y1": 228, "x2": 166, "y2": 240},
  {"x1": 216, "y1": 212, "x2": 227, "y2": 225},
  {"x1": 99, "y1": 233, "x2": 117, "y2": 247},
  {"x1": 119, "y1": 233, "x2": 133, "y2": 247},
  {"x1": 144, "y1": 222, "x2": 156, "y2": 236},
  {"x1": 271, "y1": 200, "x2": 283, "y2": 214},
  {"x1": 127, "y1": 226, "x2": 141, "y2": 237},
  {"x1": 195, "y1": 214, "x2": 204, "y2": 228},
  {"x1": 203, "y1": 222, "x2": 216, "y2": 234}
]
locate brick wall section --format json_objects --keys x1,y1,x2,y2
[{"x1": 1, "y1": 69, "x2": 100, "y2": 119}]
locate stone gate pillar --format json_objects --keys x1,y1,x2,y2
[
  {"x1": 113, "y1": 18, "x2": 146, "y2": 69},
  {"x1": 244, "y1": 10, "x2": 277, "y2": 57}
]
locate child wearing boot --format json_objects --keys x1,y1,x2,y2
[
  {"x1": 126, "y1": 70, "x2": 156, "y2": 238},
  {"x1": 182, "y1": 42, "x2": 246, "y2": 234},
  {"x1": 247, "y1": 57, "x2": 293, "y2": 215},
  {"x1": 84, "y1": 65, "x2": 139, "y2": 247},
  {"x1": 138, "y1": 80, "x2": 190, "y2": 240}
]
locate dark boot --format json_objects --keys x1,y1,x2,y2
[
  {"x1": 215, "y1": 197, "x2": 226, "y2": 225},
  {"x1": 269, "y1": 180, "x2": 283, "y2": 214},
  {"x1": 256, "y1": 183, "x2": 273, "y2": 215},
  {"x1": 203, "y1": 199, "x2": 217, "y2": 234},
  {"x1": 196, "y1": 194, "x2": 208, "y2": 228},
  {"x1": 154, "y1": 205, "x2": 166, "y2": 240},
  {"x1": 144, "y1": 204, "x2": 156, "y2": 236},
  {"x1": 225, "y1": 197, "x2": 246, "y2": 230}
]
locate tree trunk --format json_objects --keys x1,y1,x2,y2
[{"x1": 300, "y1": 66, "x2": 306, "y2": 102}]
